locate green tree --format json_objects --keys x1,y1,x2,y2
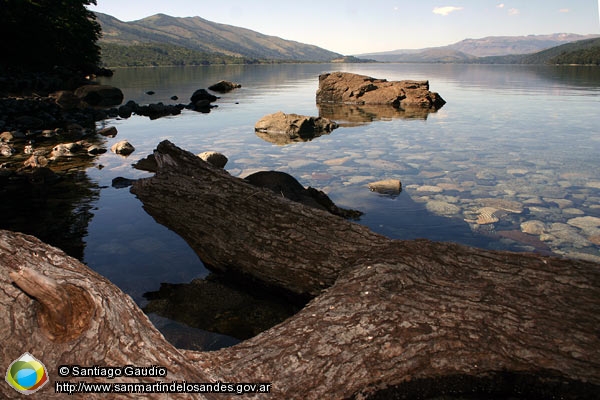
[{"x1": 0, "y1": 0, "x2": 101, "y2": 73}]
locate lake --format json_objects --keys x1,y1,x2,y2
[{"x1": 4, "y1": 63, "x2": 600, "y2": 348}]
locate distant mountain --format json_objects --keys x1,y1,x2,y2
[
  {"x1": 474, "y1": 37, "x2": 600, "y2": 65},
  {"x1": 357, "y1": 34, "x2": 600, "y2": 63},
  {"x1": 95, "y1": 12, "x2": 342, "y2": 63}
]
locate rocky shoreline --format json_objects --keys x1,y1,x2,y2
[{"x1": 0, "y1": 75, "x2": 228, "y2": 175}]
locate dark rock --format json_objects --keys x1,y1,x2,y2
[
  {"x1": 137, "y1": 102, "x2": 182, "y2": 119},
  {"x1": 254, "y1": 111, "x2": 338, "y2": 144},
  {"x1": 118, "y1": 104, "x2": 133, "y2": 118},
  {"x1": 106, "y1": 108, "x2": 119, "y2": 118},
  {"x1": 74, "y1": 84, "x2": 124, "y2": 107},
  {"x1": 133, "y1": 154, "x2": 157, "y2": 172},
  {"x1": 112, "y1": 176, "x2": 136, "y2": 189},
  {"x1": 208, "y1": 80, "x2": 241, "y2": 93},
  {"x1": 116, "y1": 100, "x2": 183, "y2": 119},
  {"x1": 191, "y1": 100, "x2": 213, "y2": 111},
  {"x1": 170, "y1": 95, "x2": 179, "y2": 101},
  {"x1": 52, "y1": 90, "x2": 81, "y2": 109},
  {"x1": 14, "y1": 115, "x2": 44, "y2": 129},
  {"x1": 316, "y1": 72, "x2": 445, "y2": 110},
  {"x1": 24, "y1": 167, "x2": 60, "y2": 185},
  {"x1": 146, "y1": 91, "x2": 155, "y2": 95},
  {"x1": 245, "y1": 171, "x2": 362, "y2": 219},
  {"x1": 87, "y1": 145, "x2": 106, "y2": 155},
  {"x1": 190, "y1": 89, "x2": 218, "y2": 103},
  {"x1": 97, "y1": 126, "x2": 117, "y2": 137}
]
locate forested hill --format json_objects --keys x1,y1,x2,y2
[
  {"x1": 95, "y1": 12, "x2": 341, "y2": 65},
  {"x1": 475, "y1": 37, "x2": 600, "y2": 65}
]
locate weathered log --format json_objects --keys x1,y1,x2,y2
[
  {"x1": 2, "y1": 229, "x2": 599, "y2": 399},
  {"x1": 1, "y1": 140, "x2": 600, "y2": 398},
  {"x1": 0, "y1": 230, "x2": 218, "y2": 400},
  {"x1": 131, "y1": 140, "x2": 388, "y2": 298}
]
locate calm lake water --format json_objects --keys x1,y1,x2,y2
[
  {"x1": 90, "y1": 63, "x2": 600, "y2": 299},
  {"x1": 6, "y1": 63, "x2": 600, "y2": 347}
]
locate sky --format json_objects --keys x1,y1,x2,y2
[{"x1": 88, "y1": 0, "x2": 600, "y2": 55}]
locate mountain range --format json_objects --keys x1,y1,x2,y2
[
  {"x1": 356, "y1": 34, "x2": 600, "y2": 63},
  {"x1": 95, "y1": 12, "x2": 341, "y2": 62},
  {"x1": 95, "y1": 12, "x2": 600, "y2": 66}
]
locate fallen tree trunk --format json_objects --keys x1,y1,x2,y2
[
  {"x1": 0, "y1": 230, "x2": 219, "y2": 400},
  {"x1": 1, "y1": 140, "x2": 599, "y2": 399},
  {"x1": 131, "y1": 140, "x2": 389, "y2": 299}
]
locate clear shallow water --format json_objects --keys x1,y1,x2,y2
[{"x1": 83, "y1": 63, "x2": 600, "y2": 305}]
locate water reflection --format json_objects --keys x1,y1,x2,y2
[
  {"x1": 318, "y1": 102, "x2": 439, "y2": 127},
  {"x1": 99, "y1": 64, "x2": 337, "y2": 105},
  {"x1": 0, "y1": 168, "x2": 99, "y2": 259},
  {"x1": 143, "y1": 274, "x2": 302, "y2": 342}
]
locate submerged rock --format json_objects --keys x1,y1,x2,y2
[
  {"x1": 426, "y1": 200, "x2": 461, "y2": 216},
  {"x1": 521, "y1": 220, "x2": 546, "y2": 235},
  {"x1": 567, "y1": 216, "x2": 600, "y2": 237},
  {"x1": 541, "y1": 223, "x2": 592, "y2": 249}
]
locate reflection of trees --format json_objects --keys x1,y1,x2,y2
[
  {"x1": 318, "y1": 103, "x2": 438, "y2": 127},
  {"x1": 0, "y1": 163, "x2": 100, "y2": 260}
]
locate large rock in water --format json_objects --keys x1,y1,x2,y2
[
  {"x1": 316, "y1": 72, "x2": 446, "y2": 110},
  {"x1": 255, "y1": 111, "x2": 338, "y2": 144},
  {"x1": 208, "y1": 80, "x2": 241, "y2": 93},
  {"x1": 74, "y1": 85, "x2": 124, "y2": 107}
]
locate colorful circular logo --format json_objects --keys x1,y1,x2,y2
[{"x1": 5, "y1": 353, "x2": 49, "y2": 395}]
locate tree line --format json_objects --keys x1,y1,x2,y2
[
  {"x1": 0, "y1": 0, "x2": 101, "y2": 73},
  {"x1": 99, "y1": 43, "x2": 261, "y2": 67}
]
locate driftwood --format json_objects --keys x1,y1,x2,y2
[{"x1": 1, "y1": 140, "x2": 600, "y2": 399}]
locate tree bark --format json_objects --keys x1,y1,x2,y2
[
  {"x1": 131, "y1": 140, "x2": 389, "y2": 299},
  {"x1": 0, "y1": 231, "x2": 218, "y2": 400},
  {"x1": 1, "y1": 140, "x2": 599, "y2": 399}
]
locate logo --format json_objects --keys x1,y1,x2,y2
[{"x1": 5, "y1": 353, "x2": 49, "y2": 395}]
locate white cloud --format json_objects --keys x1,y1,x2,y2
[
  {"x1": 508, "y1": 8, "x2": 520, "y2": 15},
  {"x1": 497, "y1": 3, "x2": 505, "y2": 8},
  {"x1": 432, "y1": 6, "x2": 464, "y2": 16},
  {"x1": 559, "y1": 8, "x2": 570, "y2": 13}
]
